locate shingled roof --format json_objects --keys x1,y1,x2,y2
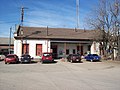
[
  {"x1": 14, "y1": 26, "x2": 102, "y2": 40},
  {"x1": 0, "y1": 37, "x2": 14, "y2": 45}
]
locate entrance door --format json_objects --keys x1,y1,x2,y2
[
  {"x1": 77, "y1": 45, "x2": 83, "y2": 55},
  {"x1": 51, "y1": 45, "x2": 57, "y2": 58},
  {"x1": 22, "y1": 44, "x2": 29, "y2": 54},
  {"x1": 77, "y1": 46, "x2": 80, "y2": 54},
  {"x1": 36, "y1": 44, "x2": 42, "y2": 56},
  {"x1": 81, "y1": 46, "x2": 83, "y2": 55}
]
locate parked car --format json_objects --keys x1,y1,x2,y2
[
  {"x1": 0, "y1": 54, "x2": 5, "y2": 61},
  {"x1": 4, "y1": 54, "x2": 19, "y2": 64},
  {"x1": 84, "y1": 54, "x2": 101, "y2": 62},
  {"x1": 21, "y1": 54, "x2": 33, "y2": 63},
  {"x1": 67, "y1": 54, "x2": 81, "y2": 63},
  {"x1": 41, "y1": 52, "x2": 54, "y2": 63}
]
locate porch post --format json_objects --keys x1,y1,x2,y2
[
  {"x1": 77, "y1": 43, "x2": 81, "y2": 54},
  {"x1": 47, "y1": 40, "x2": 48, "y2": 52},
  {"x1": 46, "y1": 39, "x2": 51, "y2": 52},
  {"x1": 64, "y1": 42, "x2": 66, "y2": 59}
]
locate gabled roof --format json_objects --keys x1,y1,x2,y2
[{"x1": 14, "y1": 26, "x2": 102, "y2": 40}]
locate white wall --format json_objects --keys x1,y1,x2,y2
[
  {"x1": 14, "y1": 39, "x2": 51, "y2": 58},
  {"x1": 57, "y1": 43, "x2": 90, "y2": 57},
  {"x1": 14, "y1": 40, "x2": 22, "y2": 57},
  {"x1": 14, "y1": 39, "x2": 96, "y2": 58},
  {"x1": 83, "y1": 45, "x2": 88, "y2": 54},
  {"x1": 91, "y1": 41, "x2": 100, "y2": 54},
  {"x1": 57, "y1": 43, "x2": 77, "y2": 57}
]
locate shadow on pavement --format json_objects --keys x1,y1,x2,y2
[{"x1": 41, "y1": 61, "x2": 58, "y2": 64}]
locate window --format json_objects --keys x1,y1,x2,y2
[
  {"x1": 77, "y1": 46, "x2": 80, "y2": 52},
  {"x1": 73, "y1": 49, "x2": 76, "y2": 54},
  {"x1": 36, "y1": 44, "x2": 42, "y2": 56},
  {"x1": 66, "y1": 49, "x2": 69, "y2": 54},
  {"x1": 43, "y1": 53, "x2": 52, "y2": 57}
]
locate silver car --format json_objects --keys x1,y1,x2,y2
[{"x1": 0, "y1": 55, "x2": 5, "y2": 61}]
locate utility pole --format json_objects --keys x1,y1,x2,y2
[
  {"x1": 9, "y1": 27, "x2": 12, "y2": 54},
  {"x1": 20, "y1": 6, "x2": 28, "y2": 26},
  {"x1": 21, "y1": 6, "x2": 24, "y2": 26},
  {"x1": 20, "y1": 6, "x2": 28, "y2": 55},
  {"x1": 76, "y1": 0, "x2": 80, "y2": 29},
  {"x1": 20, "y1": 6, "x2": 24, "y2": 55}
]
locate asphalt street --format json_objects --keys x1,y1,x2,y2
[{"x1": 0, "y1": 59, "x2": 120, "y2": 90}]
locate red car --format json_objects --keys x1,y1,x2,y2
[
  {"x1": 4, "y1": 54, "x2": 19, "y2": 64},
  {"x1": 67, "y1": 54, "x2": 81, "y2": 63},
  {"x1": 41, "y1": 52, "x2": 54, "y2": 63}
]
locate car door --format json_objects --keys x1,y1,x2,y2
[
  {"x1": 86, "y1": 54, "x2": 91, "y2": 60},
  {"x1": 89, "y1": 54, "x2": 94, "y2": 60}
]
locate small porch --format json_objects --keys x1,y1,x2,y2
[{"x1": 50, "y1": 40, "x2": 92, "y2": 58}]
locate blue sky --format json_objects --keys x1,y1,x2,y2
[{"x1": 0, "y1": 0, "x2": 98, "y2": 37}]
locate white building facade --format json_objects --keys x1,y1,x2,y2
[
  {"x1": 14, "y1": 26, "x2": 100, "y2": 58},
  {"x1": 14, "y1": 39, "x2": 99, "y2": 58}
]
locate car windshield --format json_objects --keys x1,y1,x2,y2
[
  {"x1": 92, "y1": 54, "x2": 98, "y2": 56},
  {"x1": 22, "y1": 55, "x2": 30, "y2": 57},
  {"x1": 72, "y1": 54, "x2": 80, "y2": 56},
  {"x1": 6, "y1": 55, "x2": 15, "y2": 58},
  {"x1": 43, "y1": 53, "x2": 52, "y2": 57}
]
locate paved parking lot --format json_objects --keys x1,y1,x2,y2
[{"x1": 0, "y1": 59, "x2": 120, "y2": 90}]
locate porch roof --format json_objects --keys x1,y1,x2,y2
[{"x1": 14, "y1": 26, "x2": 102, "y2": 40}]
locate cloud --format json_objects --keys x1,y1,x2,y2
[
  {"x1": 0, "y1": 0, "x2": 90, "y2": 37},
  {"x1": 23, "y1": 1, "x2": 78, "y2": 28}
]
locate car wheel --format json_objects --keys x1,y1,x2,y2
[{"x1": 5, "y1": 62, "x2": 7, "y2": 64}]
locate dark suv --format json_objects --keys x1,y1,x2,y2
[
  {"x1": 21, "y1": 54, "x2": 33, "y2": 63},
  {"x1": 67, "y1": 54, "x2": 81, "y2": 63}
]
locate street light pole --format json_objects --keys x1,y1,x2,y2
[
  {"x1": 9, "y1": 27, "x2": 12, "y2": 54},
  {"x1": 20, "y1": 6, "x2": 28, "y2": 55},
  {"x1": 20, "y1": 28, "x2": 23, "y2": 55}
]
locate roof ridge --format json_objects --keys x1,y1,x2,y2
[{"x1": 22, "y1": 26, "x2": 95, "y2": 31}]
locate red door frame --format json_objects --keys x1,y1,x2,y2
[
  {"x1": 22, "y1": 44, "x2": 29, "y2": 54},
  {"x1": 36, "y1": 44, "x2": 42, "y2": 56}
]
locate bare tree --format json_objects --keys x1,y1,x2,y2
[{"x1": 86, "y1": 0, "x2": 120, "y2": 60}]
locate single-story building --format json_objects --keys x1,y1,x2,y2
[
  {"x1": 14, "y1": 26, "x2": 101, "y2": 58},
  {"x1": 0, "y1": 37, "x2": 14, "y2": 55}
]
